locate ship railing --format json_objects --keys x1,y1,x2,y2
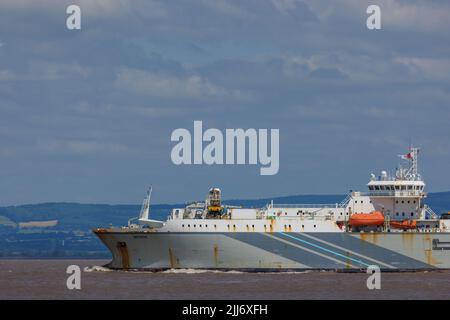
[
  {"x1": 271, "y1": 203, "x2": 340, "y2": 209},
  {"x1": 338, "y1": 193, "x2": 352, "y2": 208},
  {"x1": 358, "y1": 191, "x2": 424, "y2": 197},
  {"x1": 424, "y1": 205, "x2": 439, "y2": 219}
]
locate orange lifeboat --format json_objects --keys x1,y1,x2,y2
[
  {"x1": 348, "y1": 211, "x2": 385, "y2": 227},
  {"x1": 390, "y1": 219, "x2": 417, "y2": 230}
]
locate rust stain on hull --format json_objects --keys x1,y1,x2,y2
[
  {"x1": 359, "y1": 233, "x2": 379, "y2": 245},
  {"x1": 213, "y1": 244, "x2": 219, "y2": 267},
  {"x1": 168, "y1": 247, "x2": 180, "y2": 268},
  {"x1": 116, "y1": 242, "x2": 130, "y2": 269},
  {"x1": 424, "y1": 249, "x2": 439, "y2": 266}
]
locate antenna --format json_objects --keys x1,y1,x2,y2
[{"x1": 139, "y1": 186, "x2": 152, "y2": 220}]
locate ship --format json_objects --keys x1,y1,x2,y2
[{"x1": 94, "y1": 147, "x2": 450, "y2": 271}]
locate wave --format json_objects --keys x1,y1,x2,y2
[{"x1": 83, "y1": 265, "x2": 113, "y2": 272}]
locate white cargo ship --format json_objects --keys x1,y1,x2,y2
[{"x1": 94, "y1": 148, "x2": 450, "y2": 271}]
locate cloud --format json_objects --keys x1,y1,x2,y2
[
  {"x1": 115, "y1": 67, "x2": 251, "y2": 101},
  {"x1": 395, "y1": 57, "x2": 450, "y2": 80},
  {"x1": 0, "y1": 0, "x2": 450, "y2": 204}
]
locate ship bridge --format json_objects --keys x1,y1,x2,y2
[
  {"x1": 365, "y1": 147, "x2": 425, "y2": 198},
  {"x1": 348, "y1": 147, "x2": 438, "y2": 222}
]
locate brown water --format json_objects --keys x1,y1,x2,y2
[{"x1": 0, "y1": 260, "x2": 449, "y2": 300}]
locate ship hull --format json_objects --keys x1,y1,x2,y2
[{"x1": 94, "y1": 231, "x2": 450, "y2": 271}]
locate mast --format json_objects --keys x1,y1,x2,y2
[
  {"x1": 404, "y1": 147, "x2": 420, "y2": 180},
  {"x1": 139, "y1": 186, "x2": 152, "y2": 221}
]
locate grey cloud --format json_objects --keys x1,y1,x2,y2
[{"x1": 0, "y1": 1, "x2": 449, "y2": 204}]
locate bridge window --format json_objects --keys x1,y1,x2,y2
[
  {"x1": 411, "y1": 212, "x2": 414, "y2": 216},
  {"x1": 369, "y1": 186, "x2": 374, "y2": 190},
  {"x1": 396, "y1": 212, "x2": 399, "y2": 216},
  {"x1": 395, "y1": 186, "x2": 400, "y2": 190},
  {"x1": 402, "y1": 213, "x2": 405, "y2": 216}
]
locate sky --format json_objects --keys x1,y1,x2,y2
[{"x1": 1, "y1": 0, "x2": 450, "y2": 205}]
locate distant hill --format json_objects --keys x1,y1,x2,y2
[{"x1": 1, "y1": 192, "x2": 449, "y2": 258}]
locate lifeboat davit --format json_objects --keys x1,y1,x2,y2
[
  {"x1": 390, "y1": 220, "x2": 417, "y2": 230},
  {"x1": 348, "y1": 211, "x2": 385, "y2": 227}
]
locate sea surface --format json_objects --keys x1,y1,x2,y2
[{"x1": 1, "y1": 259, "x2": 449, "y2": 300}]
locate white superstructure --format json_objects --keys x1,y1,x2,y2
[{"x1": 138, "y1": 147, "x2": 448, "y2": 233}]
